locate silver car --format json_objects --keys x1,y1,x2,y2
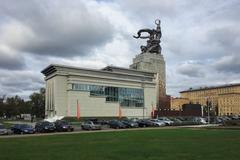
[
  {"x1": 158, "y1": 117, "x2": 174, "y2": 126},
  {"x1": 81, "y1": 121, "x2": 101, "y2": 130},
  {"x1": 150, "y1": 119, "x2": 166, "y2": 126},
  {"x1": 0, "y1": 124, "x2": 8, "y2": 135}
]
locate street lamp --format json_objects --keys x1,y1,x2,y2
[
  {"x1": 207, "y1": 102, "x2": 210, "y2": 124},
  {"x1": 206, "y1": 97, "x2": 210, "y2": 124}
]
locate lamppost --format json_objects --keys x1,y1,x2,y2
[
  {"x1": 207, "y1": 102, "x2": 210, "y2": 124},
  {"x1": 206, "y1": 97, "x2": 210, "y2": 124}
]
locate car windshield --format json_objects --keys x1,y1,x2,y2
[
  {"x1": 21, "y1": 124, "x2": 32, "y2": 128},
  {"x1": 85, "y1": 121, "x2": 92, "y2": 124},
  {"x1": 0, "y1": 125, "x2": 5, "y2": 129},
  {"x1": 60, "y1": 121, "x2": 69, "y2": 125},
  {"x1": 43, "y1": 122, "x2": 54, "y2": 126}
]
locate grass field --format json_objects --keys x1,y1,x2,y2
[{"x1": 0, "y1": 128, "x2": 240, "y2": 160}]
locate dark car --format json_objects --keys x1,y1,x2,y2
[
  {"x1": 55, "y1": 120, "x2": 74, "y2": 132},
  {"x1": 122, "y1": 120, "x2": 139, "y2": 128},
  {"x1": 98, "y1": 120, "x2": 109, "y2": 125},
  {"x1": 35, "y1": 121, "x2": 56, "y2": 133},
  {"x1": 81, "y1": 121, "x2": 102, "y2": 130},
  {"x1": 108, "y1": 120, "x2": 126, "y2": 129},
  {"x1": 11, "y1": 124, "x2": 35, "y2": 134},
  {"x1": 137, "y1": 119, "x2": 156, "y2": 127}
]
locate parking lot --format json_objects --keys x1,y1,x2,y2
[{"x1": 1, "y1": 116, "x2": 231, "y2": 138}]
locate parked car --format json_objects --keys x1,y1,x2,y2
[
  {"x1": 169, "y1": 118, "x2": 183, "y2": 125},
  {"x1": 55, "y1": 120, "x2": 74, "y2": 132},
  {"x1": 137, "y1": 119, "x2": 156, "y2": 127},
  {"x1": 130, "y1": 118, "x2": 139, "y2": 122},
  {"x1": 81, "y1": 121, "x2": 102, "y2": 130},
  {"x1": 11, "y1": 124, "x2": 35, "y2": 134},
  {"x1": 193, "y1": 117, "x2": 207, "y2": 124},
  {"x1": 35, "y1": 121, "x2": 56, "y2": 133},
  {"x1": 231, "y1": 115, "x2": 240, "y2": 120},
  {"x1": 98, "y1": 120, "x2": 109, "y2": 125},
  {"x1": 108, "y1": 120, "x2": 126, "y2": 129},
  {"x1": 85, "y1": 118, "x2": 109, "y2": 125},
  {"x1": 158, "y1": 117, "x2": 174, "y2": 126},
  {"x1": 221, "y1": 116, "x2": 231, "y2": 121},
  {"x1": 122, "y1": 120, "x2": 139, "y2": 128},
  {"x1": 215, "y1": 117, "x2": 223, "y2": 124},
  {"x1": 0, "y1": 123, "x2": 8, "y2": 135},
  {"x1": 150, "y1": 119, "x2": 166, "y2": 126}
]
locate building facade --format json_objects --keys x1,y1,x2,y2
[
  {"x1": 130, "y1": 52, "x2": 166, "y2": 108},
  {"x1": 170, "y1": 97, "x2": 190, "y2": 111},
  {"x1": 41, "y1": 64, "x2": 157, "y2": 118},
  {"x1": 218, "y1": 93, "x2": 240, "y2": 116},
  {"x1": 179, "y1": 84, "x2": 240, "y2": 116}
]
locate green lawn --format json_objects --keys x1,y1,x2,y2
[{"x1": 0, "y1": 129, "x2": 240, "y2": 160}]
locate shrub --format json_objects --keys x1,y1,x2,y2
[{"x1": 223, "y1": 120, "x2": 240, "y2": 126}]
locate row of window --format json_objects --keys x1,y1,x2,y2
[{"x1": 72, "y1": 83, "x2": 144, "y2": 107}]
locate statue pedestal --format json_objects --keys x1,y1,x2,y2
[{"x1": 130, "y1": 52, "x2": 166, "y2": 106}]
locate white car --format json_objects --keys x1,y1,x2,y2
[{"x1": 150, "y1": 119, "x2": 165, "y2": 126}]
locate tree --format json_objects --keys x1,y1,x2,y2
[
  {"x1": 4, "y1": 95, "x2": 25, "y2": 118},
  {"x1": 29, "y1": 88, "x2": 45, "y2": 118},
  {"x1": 0, "y1": 95, "x2": 6, "y2": 104},
  {"x1": 0, "y1": 95, "x2": 6, "y2": 117}
]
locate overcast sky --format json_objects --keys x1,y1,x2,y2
[{"x1": 0, "y1": 0, "x2": 240, "y2": 99}]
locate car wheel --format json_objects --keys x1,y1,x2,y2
[
  {"x1": 20, "y1": 131, "x2": 24, "y2": 135},
  {"x1": 143, "y1": 125, "x2": 146, "y2": 127}
]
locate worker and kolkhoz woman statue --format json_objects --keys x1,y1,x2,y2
[{"x1": 133, "y1": 19, "x2": 162, "y2": 54}]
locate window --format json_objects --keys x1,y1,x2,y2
[
  {"x1": 72, "y1": 83, "x2": 144, "y2": 107},
  {"x1": 105, "y1": 87, "x2": 119, "y2": 102}
]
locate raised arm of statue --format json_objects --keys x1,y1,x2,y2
[
  {"x1": 133, "y1": 29, "x2": 154, "y2": 39},
  {"x1": 155, "y1": 19, "x2": 162, "y2": 40}
]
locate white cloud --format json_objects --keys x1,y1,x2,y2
[{"x1": 0, "y1": 0, "x2": 240, "y2": 98}]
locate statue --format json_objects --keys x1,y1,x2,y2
[{"x1": 133, "y1": 19, "x2": 162, "y2": 54}]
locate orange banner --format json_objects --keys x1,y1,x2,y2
[
  {"x1": 118, "y1": 106, "x2": 122, "y2": 119},
  {"x1": 77, "y1": 100, "x2": 80, "y2": 120}
]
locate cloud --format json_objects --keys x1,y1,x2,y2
[
  {"x1": 0, "y1": 0, "x2": 114, "y2": 58},
  {"x1": 0, "y1": 44, "x2": 25, "y2": 70},
  {"x1": 176, "y1": 61, "x2": 205, "y2": 78},
  {"x1": 0, "y1": 70, "x2": 44, "y2": 97},
  {"x1": 117, "y1": 0, "x2": 178, "y2": 20},
  {"x1": 0, "y1": 55, "x2": 25, "y2": 70},
  {"x1": 213, "y1": 55, "x2": 240, "y2": 73},
  {"x1": 207, "y1": 26, "x2": 240, "y2": 53},
  {"x1": 0, "y1": 0, "x2": 240, "y2": 98}
]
